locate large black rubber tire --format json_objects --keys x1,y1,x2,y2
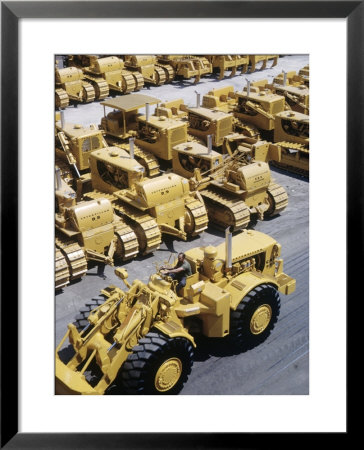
[
  {"x1": 73, "y1": 295, "x2": 107, "y2": 331},
  {"x1": 229, "y1": 283, "x2": 280, "y2": 350},
  {"x1": 120, "y1": 330, "x2": 194, "y2": 395}
]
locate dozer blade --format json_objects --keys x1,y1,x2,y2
[{"x1": 55, "y1": 358, "x2": 99, "y2": 395}]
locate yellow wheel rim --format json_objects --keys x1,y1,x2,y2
[
  {"x1": 250, "y1": 304, "x2": 272, "y2": 335},
  {"x1": 155, "y1": 358, "x2": 182, "y2": 392}
]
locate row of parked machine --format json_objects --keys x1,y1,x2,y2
[
  {"x1": 55, "y1": 55, "x2": 309, "y2": 395},
  {"x1": 55, "y1": 54, "x2": 282, "y2": 108}
]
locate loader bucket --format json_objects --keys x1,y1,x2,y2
[{"x1": 55, "y1": 358, "x2": 98, "y2": 395}]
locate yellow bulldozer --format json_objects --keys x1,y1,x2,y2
[
  {"x1": 273, "y1": 70, "x2": 309, "y2": 88},
  {"x1": 84, "y1": 145, "x2": 209, "y2": 255},
  {"x1": 171, "y1": 135, "x2": 288, "y2": 230},
  {"x1": 248, "y1": 54, "x2": 279, "y2": 72},
  {"x1": 99, "y1": 93, "x2": 190, "y2": 174},
  {"x1": 55, "y1": 228, "x2": 296, "y2": 394},
  {"x1": 204, "y1": 55, "x2": 250, "y2": 80},
  {"x1": 299, "y1": 65, "x2": 309, "y2": 77},
  {"x1": 66, "y1": 55, "x2": 144, "y2": 98},
  {"x1": 157, "y1": 55, "x2": 212, "y2": 84},
  {"x1": 123, "y1": 55, "x2": 174, "y2": 86},
  {"x1": 55, "y1": 66, "x2": 96, "y2": 109},
  {"x1": 55, "y1": 111, "x2": 111, "y2": 199},
  {"x1": 201, "y1": 84, "x2": 309, "y2": 177},
  {"x1": 155, "y1": 95, "x2": 239, "y2": 149},
  {"x1": 270, "y1": 110, "x2": 309, "y2": 176},
  {"x1": 55, "y1": 167, "x2": 139, "y2": 290},
  {"x1": 251, "y1": 78, "x2": 309, "y2": 115},
  {"x1": 155, "y1": 93, "x2": 271, "y2": 150},
  {"x1": 200, "y1": 54, "x2": 279, "y2": 78},
  {"x1": 98, "y1": 94, "x2": 288, "y2": 219}
]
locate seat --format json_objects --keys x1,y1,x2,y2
[{"x1": 178, "y1": 272, "x2": 199, "y2": 298}]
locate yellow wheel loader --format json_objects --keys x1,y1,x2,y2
[{"x1": 56, "y1": 228, "x2": 296, "y2": 395}]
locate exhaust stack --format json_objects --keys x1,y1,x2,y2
[
  {"x1": 55, "y1": 167, "x2": 62, "y2": 190},
  {"x1": 225, "y1": 227, "x2": 232, "y2": 271},
  {"x1": 145, "y1": 103, "x2": 150, "y2": 122},
  {"x1": 195, "y1": 91, "x2": 200, "y2": 107},
  {"x1": 246, "y1": 79, "x2": 251, "y2": 96},
  {"x1": 207, "y1": 134, "x2": 213, "y2": 154},
  {"x1": 60, "y1": 110, "x2": 65, "y2": 129},
  {"x1": 129, "y1": 137, "x2": 135, "y2": 159},
  {"x1": 283, "y1": 70, "x2": 287, "y2": 86}
]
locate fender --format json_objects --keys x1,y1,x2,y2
[
  {"x1": 154, "y1": 321, "x2": 196, "y2": 348},
  {"x1": 224, "y1": 271, "x2": 281, "y2": 311}
]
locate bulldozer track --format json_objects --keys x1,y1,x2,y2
[
  {"x1": 113, "y1": 202, "x2": 161, "y2": 255},
  {"x1": 272, "y1": 161, "x2": 309, "y2": 178},
  {"x1": 55, "y1": 248, "x2": 71, "y2": 290},
  {"x1": 184, "y1": 197, "x2": 209, "y2": 236},
  {"x1": 233, "y1": 120, "x2": 261, "y2": 139},
  {"x1": 200, "y1": 188, "x2": 251, "y2": 231},
  {"x1": 55, "y1": 88, "x2": 69, "y2": 109},
  {"x1": 113, "y1": 221, "x2": 140, "y2": 261},
  {"x1": 119, "y1": 71, "x2": 136, "y2": 94},
  {"x1": 131, "y1": 71, "x2": 145, "y2": 91},
  {"x1": 84, "y1": 190, "x2": 162, "y2": 255},
  {"x1": 273, "y1": 141, "x2": 309, "y2": 178},
  {"x1": 275, "y1": 141, "x2": 308, "y2": 152},
  {"x1": 55, "y1": 232, "x2": 88, "y2": 282},
  {"x1": 93, "y1": 79, "x2": 109, "y2": 100},
  {"x1": 83, "y1": 75, "x2": 109, "y2": 99},
  {"x1": 153, "y1": 66, "x2": 166, "y2": 85},
  {"x1": 157, "y1": 63, "x2": 175, "y2": 83},
  {"x1": 133, "y1": 147, "x2": 160, "y2": 178},
  {"x1": 266, "y1": 182, "x2": 289, "y2": 216},
  {"x1": 81, "y1": 82, "x2": 95, "y2": 103}
]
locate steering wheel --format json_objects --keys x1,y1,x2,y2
[{"x1": 159, "y1": 268, "x2": 172, "y2": 279}]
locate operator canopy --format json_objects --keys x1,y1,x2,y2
[{"x1": 101, "y1": 94, "x2": 161, "y2": 112}]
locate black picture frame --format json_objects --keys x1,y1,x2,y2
[{"x1": 1, "y1": 1, "x2": 359, "y2": 448}]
